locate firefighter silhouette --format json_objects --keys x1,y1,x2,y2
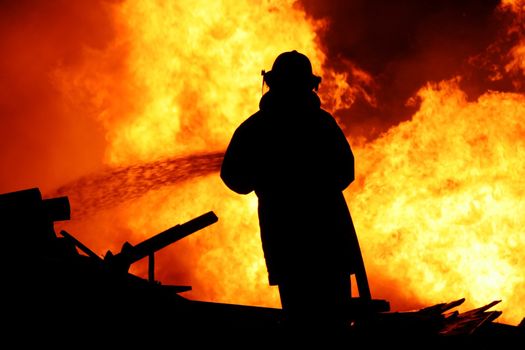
[{"x1": 221, "y1": 50, "x2": 359, "y2": 329}]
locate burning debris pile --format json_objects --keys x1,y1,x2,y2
[{"x1": 2, "y1": 186, "x2": 523, "y2": 338}]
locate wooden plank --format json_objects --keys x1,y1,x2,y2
[
  {"x1": 59, "y1": 229, "x2": 102, "y2": 261},
  {"x1": 418, "y1": 298, "x2": 465, "y2": 315}
]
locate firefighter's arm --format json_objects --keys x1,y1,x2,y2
[{"x1": 220, "y1": 127, "x2": 255, "y2": 195}]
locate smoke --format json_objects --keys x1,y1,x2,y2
[
  {"x1": 0, "y1": 0, "x2": 119, "y2": 193},
  {"x1": 299, "y1": 0, "x2": 516, "y2": 139}
]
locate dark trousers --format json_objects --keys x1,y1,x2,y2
[{"x1": 277, "y1": 272, "x2": 351, "y2": 330}]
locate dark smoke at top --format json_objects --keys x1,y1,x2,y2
[{"x1": 300, "y1": 0, "x2": 518, "y2": 140}]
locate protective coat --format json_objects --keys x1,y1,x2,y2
[{"x1": 221, "y1": 90, "x2": 358, "y2": 285}]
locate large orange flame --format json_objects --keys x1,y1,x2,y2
[{"x1": 46, "y1": 0, "x2": 525, "y2": 326}]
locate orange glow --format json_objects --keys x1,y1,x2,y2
[
  {"x1": 500, "y1": 0, "x2": 525, "y2": 13},
  {"x1": 13, "y1": 0, "x2": 523, "y2": 327}
]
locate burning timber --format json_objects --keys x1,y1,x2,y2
[{"x1": 1, "y1": 187, "x2": 523, "y2": 340}]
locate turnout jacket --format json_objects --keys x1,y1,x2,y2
[{"x1": 221, "y1": 90, "x2": 358, "y2": 285}]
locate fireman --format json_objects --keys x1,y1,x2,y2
[{"x1": 221, "y1": 50, "x2": 357, "y2": 329}]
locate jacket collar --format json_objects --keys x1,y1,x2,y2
[{"x1": 259, "y1": 90, "x2": 321, "y2": 113}]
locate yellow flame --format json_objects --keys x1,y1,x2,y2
[
  {"x1": 108, "y1": 0, "x2": 336, "y2": 164},
  {"x1": 351, "y1": 79, "x2": 525, "y2": 324}
]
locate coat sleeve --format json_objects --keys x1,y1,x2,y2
[
  {"x1": 220, "y1": 124, "x2": 255, "y2": 195},
  {"x1": 327, "y1": 114, "x2": 355, "y2": 191}
]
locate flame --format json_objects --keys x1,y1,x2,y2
[
  {"x1": 502, "y1": 0, "x2": 525, "y2": 84},
  {"x1": 351, "y1": 79, "x2": 525, "y2": 325},
  {"x1": 44, "y1": 0, "x2": 525, "y2": 326}
]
